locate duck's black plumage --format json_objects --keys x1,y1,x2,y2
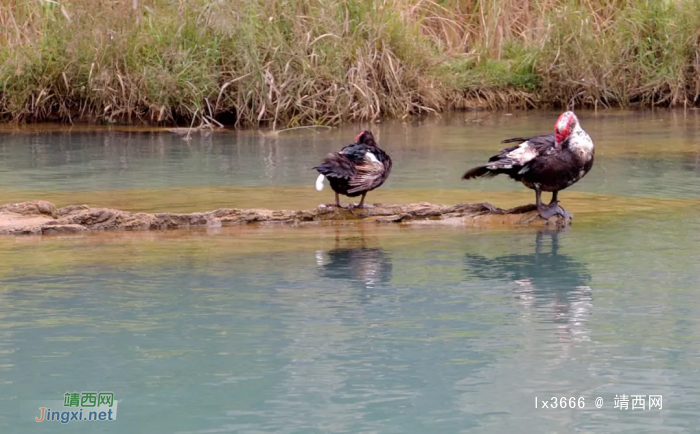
[
  {"x1": 462, "y1": 111, "x2": 594, "y2": 220},
  {"x1": 314, "y1": 130, "x2": 392, "y2": 208},
  {"x1": 468, "y1": 133, "x2": 594, "y2": 193}
]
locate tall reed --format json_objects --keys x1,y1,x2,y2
[{"x1": 2, "y1": 0, "x2": 700, "y2": 126}]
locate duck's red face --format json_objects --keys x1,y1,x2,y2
[
  {"x1": 355, "y1": 130, "x2": 367, "y2": 143},
  {"x1": 554, "y1": 111, "x2": 577, "y2": 144}
]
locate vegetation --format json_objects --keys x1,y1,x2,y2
[{"x1": 2, "y1": 0, "x2": 700, "y2": 127}]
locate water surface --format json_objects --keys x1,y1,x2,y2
[{"x1": 1, "y1": 110, "x2": 699, "y2": 433}]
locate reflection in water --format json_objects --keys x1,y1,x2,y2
[
  {"x1": 682, "y1": 151, "x2": 700, "y2": 174},
  {"x1": 316, "y1": 232, "x2": 393, "y2": 290},
  {"x1": 249, "y1": 233, "x2": 398, "y2": 432},
  {"x1": 316, "y1": 247, "x2": 393, "y2": 289},
  {"x1": 465, "y1": 230, "x2": 593, "y2": 356}
]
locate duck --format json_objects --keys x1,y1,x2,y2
[
  {"x1": 462, "y1": 111, "x2": 594, "y2": 220},
  {"x1": 313, "y1": 130, "x2": 392, "y2": 208}
]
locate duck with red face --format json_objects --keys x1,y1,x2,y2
[
  {"x1": 313, "y1": 130, "x2": 393, "y2": 208},
  {"x1": 462, "y1": 111, "x2": 595, "y2": 220}
]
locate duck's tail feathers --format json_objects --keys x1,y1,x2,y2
[
  {"x1": 462, "y1": 165, "x2": 498, "y2": 180},
  {"x1": 500, "y1": 137, "x2": 531, "y2": 144},
  {"x1": 315, "y1": 174, "x2": 325, "y2": 191}
]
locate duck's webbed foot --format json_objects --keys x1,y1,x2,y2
[
  {"x1": 321, "y1": 203, "x2": 343, "y2": 209},
  {"x1": 555, "y1": 205, "x2": 573, "y2": 220},
  {"x1": 537, "y1": 202, "x2": 573, "y2": 220},
  {"x1": 537, "y1": 202, "x2": 557, "y2": 220},
  {"x1": 322, "y1": 202, "x2": 356, "y2": 209},
  {"x1": 352, "y1": 203, "x2": 375, "y2": 209}
]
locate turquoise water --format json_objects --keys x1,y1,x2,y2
[
  {"x1": 2, "y1": 110, "x2": 700, "y2": 199},
  {"x1": 1, "y1": 111, "x2": 700, "y2": 432}
]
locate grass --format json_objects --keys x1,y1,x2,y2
[{"x1": 2, "y1": 0, "x2": 700, "y2": 127}]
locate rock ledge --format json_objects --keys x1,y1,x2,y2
[{"x1": 0, "y1": 200, "x2": 567, "y2": 235}]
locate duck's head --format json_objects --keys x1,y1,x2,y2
[
  {"x1": 355, "y1": 130, "x2": 375, "y2": 145},
  {"x1": 554, "y1": 111, "x2": 579, "y2": 145}
]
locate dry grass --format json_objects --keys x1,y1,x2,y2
[
  {"x1": 2, "y1": 0, "x2": 700, "y2": 127},
  {"x1": 445, "y1": 0, "x2": 700, "y2": 110}
]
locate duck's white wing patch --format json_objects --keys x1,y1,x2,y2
[
  {"x1": 315, "y1": 174, "x2": 325, "y2": 191},
  {"x1": 365, "y1": 152, "x2": 380, "y2": 163},
  {"x1": 506, "y1": 142, "x2": 538, "y2": 164}
]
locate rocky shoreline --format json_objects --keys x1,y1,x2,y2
[{"x1": 0, "y1": 201, "x2": 566, "y2": 235}]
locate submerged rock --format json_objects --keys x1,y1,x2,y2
[{"x1": 0, "y1": 200, "x2": 567, "y2": 235}]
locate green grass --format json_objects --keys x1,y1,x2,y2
[{"x1": 2, "y1": 0, "x2": 700, "y2": 127}]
